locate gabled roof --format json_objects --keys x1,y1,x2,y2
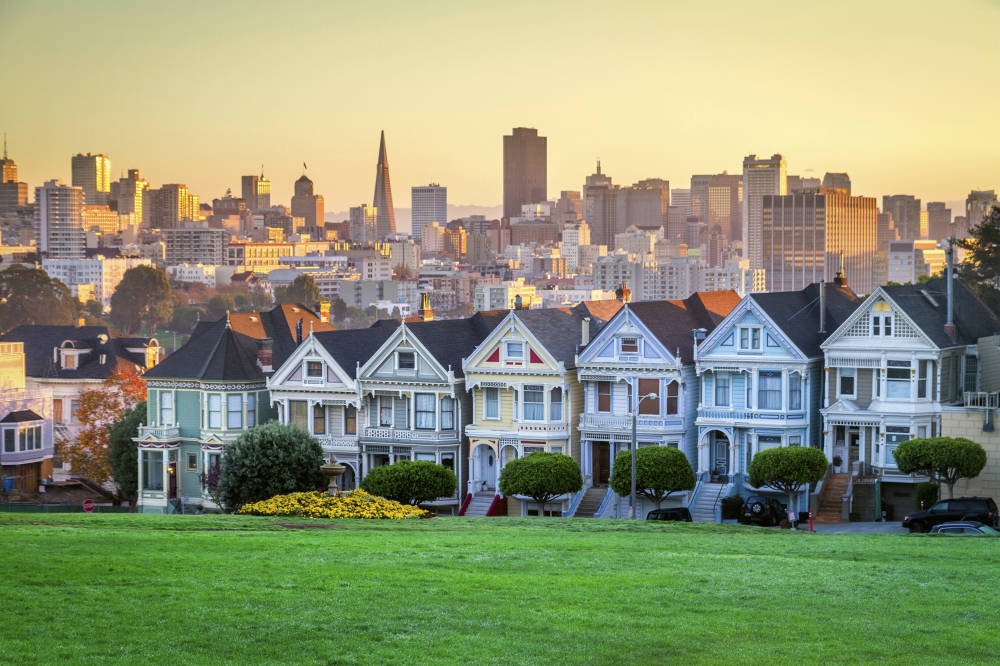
[
  {"x1": 310, "y1": 327, "x2": 396, "y2": 380},
  {"x1": 143, "y1": 318, "x2": 262, "y2": 382},
  {"x1": 0, "y1": 325, "x2": 155, "y2": 380},
  {"x1": 0, "y1": 409, "x2": 43, "y2": 423},
  {"x1": 622, "y1": 291, "x2": 741, "y2": 363},
  {"x1": 400, "y1": 312, "x2": 507, "y2": 378},
  {"x1": 750, "y1": 282, "x2": 860, "y2": 358},
  {"x1": 501, "y1": 303, "x2": 620, "y2": 369},
  {"x1": 880, "y1": 278, "x2": 1000, "y2": 348}
]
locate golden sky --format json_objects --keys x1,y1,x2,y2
[{"x1": 2, "y1": 0, "x2": 998, "y2": 222}]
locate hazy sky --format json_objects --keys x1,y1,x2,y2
[{"x1": 3, "y1": 0, "x2": 998, "y2": 226}]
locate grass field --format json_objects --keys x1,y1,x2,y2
[{"x1": 1, "y1": 514, "x2": 996, "y2": 664}]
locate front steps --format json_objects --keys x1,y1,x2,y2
[{"x1": 690, "y1": 482, "x2": 727, "y2": 522}]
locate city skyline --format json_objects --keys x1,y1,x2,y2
[{"x1": 2, "y1": 1, "x2": 998, "y2": 220}]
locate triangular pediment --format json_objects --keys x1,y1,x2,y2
[
  {"x1": 463, "y1": 312, "x2": 560, "y2": 373},
  {"x1": 359, "y1": 324, "x2": 448, "y2": 382},
  {"x1": 576, "y1": 306, "x2": 675, "y2": 367},
  {"x1": 822, "y1": 288, "x2": 936, "y2": 351},
  {"x1": 268, "y1": 334, "x2": 354, "y2": 390},
  {"x1": 698, "y1": 299, "x2": 805, "y2": 361}
]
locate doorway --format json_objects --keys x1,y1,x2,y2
[{"x1": 592, "y1": 442, "x2": 611, "y2": 486}]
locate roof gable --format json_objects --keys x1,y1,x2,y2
[
  {"x1": 268, "y1": 333, "x2": 356, "y2": 390},
  {"x1": 144, "y1": 319, "x2": 262, "y2": 382}
]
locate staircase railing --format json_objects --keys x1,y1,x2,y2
[
  {"x1": 457, "y1": 492, "x2": 472, "y2": 516},
  {"x1": 809, "y1": 464, "x2": 833, "y2": 517},
  {"x1": 594, "y1": 487, "x2": 615, "y2": 519},
  {"x1": 687, "y1": 476, "x2": 705, "y2": 510},
  {"x1": 485, "y1": 494, "x2": 506, "y2": 516},
  {"x1": 711, "y1": 483, "x2": 727, "y2": 523},
  {"x1": 562, "y1": 487, "x2": 586, "y2": 517}
]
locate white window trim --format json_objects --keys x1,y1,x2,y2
[
  {"x1": 396, "y1": 350, "x2": 416, "y2": 372},
  {"x1": 619, "y1": 336, "x2": 640, "y2": 356},
  {"x1": 483, "y1": 387, "x2": 500, "y2": 420},
  {"x1": 738, "y1": 326, "x2": 763, "y2": 352},
  {"x1": 838, "y1": 368, "x2": 857, "y2": 399},
  {"x1": 503, "y1": 339, "x2": 525, "y2": 362},
  {"x1": 303, "y1": 359, "x2": 324, "y2": 384}
]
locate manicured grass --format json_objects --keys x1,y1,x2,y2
[{"x1": 1, "y1": 515, "x2": 997, "y2": 664}]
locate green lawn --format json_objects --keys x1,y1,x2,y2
[{"x1": 1, "y1": 515, "x2": 996, "y2": 664}]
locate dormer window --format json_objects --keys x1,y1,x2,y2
[
  {"x1": 62, "y1": 351, "x2": 78, "y2": 369},
  {"x1": 620, "y1": 337, "x2": 639, "y2": 355},
  {"x1": 397, "y1": 351, "x2": 415, "y2": 370},
  {"x1": 504, "y1": 341, "x2": 524, "y2": 360},
  {"x1": 872, "y1": 302, "x2": 893, "y2": 336},
  {"x1": 306, "y1": 361, "x2": 323, "y2": 378},
  {"x1": 738, "y1": 327, "x2": 762, "y2": 351}
]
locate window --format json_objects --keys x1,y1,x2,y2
[
  {"x1": 379, "y1": 397, "x2": 393, "y2": 427},
  {"x1": 738, "y1": 327, "x2": 761, "y2": 351},
  {"x1": 226, "y1": 394, "x2": 242, "y2": 429},
  {"x1": 142, "y1": 450, "x2": 164, "y2": 491},
  {"x1": 551, "y1": 446, "x2": 563, "y2": 454},
  {"x1": 715, "y1": 373, "x2": 730, "y2": 407},
  {"x1": 550, "y1": 387, "x2": 563, "y2": 421},
  {"x1": 505, "y1": 341, "x2": 524, "y2": 360},
  {"x1": 247, "y1": 393, "x2": 256, "y2": 427},
  {"x1": 415, "y1": 452, "x2": 436, "y2": 462},
  {"x1": 289, "y1": 400, "x2": 308, "y2": 430},
  {"x1": 441, "y1": 397, "x2": 454, "y2": 430},
  {"x1": 3, "y1": 429, "x2": 13, "y2": 453},
  {"x1": 597, "y1": 381, "x2": 611, "y2": 412},
  {"x1": 313, "y1": 404, "x2": 326, "y2": 434},
  {"x1": 62, "y1": 351, "x2": 77, "y2": 369},
  {"x1": 789, "y1": 436, "x2": 802, "y2": 447},
  {"x1": 758, "y1": 371, "x2": 781, "y2": 410},
  {"x1": 19, "y1": 427, "x2": 27, "y2": 451},
  {"x1": 964, "y1": 355, "x2": 979, "y2": 393},
  {"x1": 160, "y1": 392, "x2": 173, "y2": 426},
  {"x1": 53, "y1": 399, "x2": 63, "y2": 424},
  {"x1": 208, "y1": 394, "x2": 222, "y2": 429},
  {"x1": 918, "y1": 361, "x2": 929, "y2": 399},
  {"x1": 758, "y1": 435, "x2": 781, "y2": 451},
  {"x1": 70, "y1": 400, "x2": 80, "y2": 424},
  {"x1": 872, "y1": 308, "x2": 893, "y2": 336},
  {"x1": 306, "y1": 361, "x2": 323, "y2": 378},
  {"x1": 484, "y1": 388, "x2": 499, "y2": 419},
  {"x1": 441, "y1": 452, "x2": 454, "y2": 473},
  {"x1": 345, "y1": 405, "x2": 357, "y2": 435},
  {"x1": 523, "y1": 385, "x2": 544, "y2": 421},
  {"x1": 187, "y1": 453, "x2": 198, "y2": 471},
  {"x1": 620, "y1": 337, "x2": 639, "y2": 354},
  {"x1": 416, "y1": 393, "x2": 436, "y2": 430},
  {"x1": 638, "y1": 379, "x2": 659, "y2": 414},
  {"x1": 397, "y1": 352, "x2": 415, "y2": 370},
  {"x1": 839, "y1": 368, "x2": 856, "y2": 397},
  {"x1": 789, "y1": 373, "x2": 802, "y2": 410},
  {"x1": 664, "y1": 381, "x2": 679, "y2": 414},
  {"x1": 745, "y1": 375, "x2": 753, "y2": 408},
  {"x1": 887, "y1": 361, "x2": 911, "y2": 399}
]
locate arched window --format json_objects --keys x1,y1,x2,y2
[{"x1": 664, "y1": 381, "x2": 679, "y2": 414}]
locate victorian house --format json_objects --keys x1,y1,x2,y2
[
  {"x1": 820, "y1": 277, "x2": 1000, "y2": 518},
  {"x1": 694, "y1": 278, "x2": 859, "y2": 515},
  {"x1": 462, "y1": 303, "x2": 620, "y2": 516},
  {"x1": 0, "y1": 342, "x2": 54, "y2": 493},
  {"x1": 575, "y1": 291, "x2": 740, "y2": 518}
]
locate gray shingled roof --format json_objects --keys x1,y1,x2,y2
[
  {"x1": 0, "y1": 325, "x2": 154, "y2": 380},
  {"x1": 143, "y1": 318, "x2": 263, "y2": 382},
  {"x1": 882, "y1": 277, "x2": 1000, "y2": 347},
  {"x1": 751, "y1": 282, "x2": 860, "y2": 358},
  {"x1": 311, "y1": 327, "x2": 395, "y2": 379},
  {"x1": 511, "y1": 304, "x2": 618, "y2": 369},
  {"x1": 622, "y1": 291, "x2": 742, "y2": 363}
]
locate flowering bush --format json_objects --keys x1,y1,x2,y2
[{"x1": 237, "y1": 489, "x2": 426, "y2": 520}]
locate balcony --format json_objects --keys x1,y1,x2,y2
[
  {"x1": 579, "y1": 414, "x2": 681, "y2": 432},
  {"x1": 137, "y1": 425, "x2": 181, "y2": 440},
  {"x1": 317, "y1": 435, "x2": 360, "y2": 451},
  {"x1": 697, "y1": 408, "x2": 806, "y2": 423},
  {"x1": 362, "y1": 427, "x2": 459, "y2": 443}
]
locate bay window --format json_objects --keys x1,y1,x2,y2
[
  {"x1": 638, "y1": 378, "x2": 659, "y2": 414},
  {"x1": 226, "y1": 394, "x2": 242, "y2": 429},
  {"x1": 313, "y1": 404, "x2": 326, "y2": 434},
  {"x1": 484, "y1": 388, "x2": 499, "y2": 419},
  {"x1": 142, "y1": 450, "x2": 164, "y2": 491},
  {"x1": 715, "y1": 373, "x2": 730, "y2": 407},
  {"x1": 550, "y1": 387, "x2": 563, "y2": 421},
  {"x1": 523, "y1": 385, "x2": 544, "y2": 421},
  {"x1": 208, "y1": 394, "x2": 222, "y2": 429},
  {"x1": 887, "y1": 361, "x2": 911, "y2": 399},
  {"x1": 289, "y1": 400, "x2": 308, "y2": 430},
  {"x1": 664, "y1": 381, "x2": 679, "y2": 414},
  {"x1": 159, "y1": 392, "x2": 173, "y2": 426},
  {"x1": 247, "y1": 393, "x2": 256, "y2": 427},
  {"x1": 918, "y1": 360, "x2": 930, "y2": 399},
  {"x1": 416, "y1": 393, "x2": 436, "y2": 430},
  {"x1": 441, "y1": 397, "x2": 455, "y2": 430},
  {"x1": 789, "y1": 373, "x2": 802, "y2": 410},
  {"x1": 379, "y1": 396, "x2": 394, "y2": 427},
  {"x1": 596, "y1": 381, "x2": 611, "y2": 412},
  {"x1": 345, "y1": 406, "x2": 357, "y2": 435},
  {"x1": 758, "y1": 371, "x2": 781, "y2": 410}
]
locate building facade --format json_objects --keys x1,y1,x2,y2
[
  {"x1": 742, "y1": 154, "x2": 786, "y2": 269},
  {"x1": 35, "y1": 179, "x2": 85, "y2": 259},
  {"x1": 503, "y1": 127, "x2": 546, "y2": 220},
  {"x1": 411, "y1": 184, "x2": 446, "y2": 242}
]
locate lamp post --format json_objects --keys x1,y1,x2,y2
[{"x1": 631, "y1": 391, "x2": 658, "y2": 519}]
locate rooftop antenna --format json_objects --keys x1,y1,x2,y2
[
  {"x1": 2, "y1": 132, "x2": 6, "y2": 160},
  {"x1": 260, "y1": 163, "x2": 264, "y2": 178}
]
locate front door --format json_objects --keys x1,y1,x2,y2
[
  {"x1": 167, "y1": 462, "x2": 178, "y2": 499},
  {"x1": 479, "y1": 446, "x2": 495, "y2": 491},
  {"x1": 592, "y1": 442, "x2": 611, "y2": 486},
  {"x1": 712, "y1": 433, "x2": 729, "y2": 476},
  {"x1": 848, "y1": 429, "x2": 861, "y2": 467}
]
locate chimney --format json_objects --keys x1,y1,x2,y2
[
  {"x1": 818, "y1": 281, "x2": 827, "y2": 334},
  {"x1": 616, "y1": 283, "x2": 632, "y2": 304},
  {"x1": 319, "y1": 300, "x2": 330, "y2": 323},
  {"x1": 256, "y1": 338, "x2": 273, "y2": 372},
  {"x1": 581, "y1": 317, "x2": 591, "y2": 347},
  {"x1": 944, "y1": 239, "x2": 956, "y2": 341},
  {"x1": 419, "y1": 292, "x2": 434, "y2": 321}
]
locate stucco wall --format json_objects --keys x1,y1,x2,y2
[{"x1": 941, "y1": 408, "x2": 1000, "y2": 503}]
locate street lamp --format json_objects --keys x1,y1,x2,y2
[{"x1": 631, "y1": 391, "x2": 658, "y2": 519}]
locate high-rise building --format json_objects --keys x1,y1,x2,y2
[
  {"x1": 689, "y1": 175, "x2": 712, "y2": 222},
  {"x1": 787, "y1": 175, "x2": 820, "y2": 193},
  {"x1": 110, "y1": 169, "x2": 148, "y2": 223},
  {"x1": 966, "y1": 190, "x2": 998, "y2": 233},
  {"x1": 762, "y1": 191, "x2": 877, "y2": 294},
  {"x1": 0, "y1": 134, "x2": 16, "y2": 184},
  {"x1": 290, "y1": 174, "x2": 325, "y2": 237},
  {"x1": 371, "y1": 131, "x2": 396, "y2": 239},
  {"x1": 582, "y1": 161, "x2": 616, "y2": 247},
  {"x1": 822, "y1": 172, "x2": 851, "y2": 194},
  {"x1": 71, "y1": 153, "x2": 111, "y2": 205},
  {"x1": 350, "y1": 204, "x2": 378, "y2": 243},
  {"x1": 742, "y1": 153, "x2": 787, "y2": 269},
  {"x1": 670, "y1": 188, "x2": 691, "y2": 215},
  {"x1": 502, "y1": 127, "x2": 546, "y2": 219},
  {"x1": 241, "y1": 173, "x2": 271, "y2": 212},
  {"x1": 552, "y1": 191, "x2": 582, "y2": 228},
  {"x1": 665, "y1": 206, "x2": 687, "y2": 243},
  {"x1": 411, "y1": 184, "x2": 447, "y2": 241},
  {"x1": 882, "y1": 195, "x2": 922, "y2": 241},
  {"x1": 0, "y1": 137, "x2": 28, "y2": 213},
  {"x1": 926, "y1": 202, "x2": 952, "y2": 241},
  {"x1": 148, "y1": 184, "x2": 197, "y2": 229},
  {"x1": 707, "y1": 172, "x2": 742, "y2": 242},
  {"x1": 616, "y1": 178, "x2": 669, "y2": 232},
  {"x1": 35, "y1": 179, "x2": 85, "y2": 259}
]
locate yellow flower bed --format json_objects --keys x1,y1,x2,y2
[{"x1": 237, "y1": 489, "x2": 427, "y2": 520}]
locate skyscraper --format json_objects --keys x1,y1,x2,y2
[
  {"x1": 0, "y1": 136, "x2": 28, "y2": 213},
  {"x1": 110, "y1": 169, "x2": 149, "y2": 223},
  {"x1": 707, "y1": 172, "x2": 742, "y2": 242},
  {"x1": 742, "y1": 153, "x2": 787, "y2": 269},
  {"x1": 616, "y1": 178, "x2": 669, "y2": 231},
  {"x1": 148, "y1": 184, "x2": 197, "y2": 228},
  {"x1": 926, "y1": 202, "x2": 952, "y2": 241},
  {"x1": 241, "y1": 173, "x2": 271, "y2": 212},
  {"x1": 582, "y1": 161, "x2": 616, "y2": 247},
  {"x1": 411, "y1": 184, "x2": 447, "y2": 241},
  {"x1": 372, "y1": 131, "x2": 396, "y2": 239},
  {"x1": 966, "y1": 190, "x2": 998, "y2": 233},
  {"x1": 35, "y1": 179, "x2": 85, "y2": 259},
  {"x1": 0, "y1": 134, "x2": 16, "y2": 184},
  {"x1": 291, "y1": 173, "x2": 325, "y2": 238},
  {"x1": 502, "y1": 127, "x2": 546, "y2": 219},
  {"x1": 350, "y1": 204, "x2": 378, "y2": 243},
  {"x1": 689, "y1": 175, "x2": 712, "y2": 222},
  {"x1": 882, "y1": 195, "x2": 922, "y2": 241},
  {"x1": 822, "y1": 172, "x2": 851, "y2": 194},
  {"x1": 71, "y1": 152, "x2": 111, "y2": 205}
]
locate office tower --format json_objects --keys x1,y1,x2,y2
[
  {"x1": 71, "y1": 153, "x2": 111, "y2": 205},
  {"x1": 707, "y1": 225, "x2": 724, "y2": 267},
  {"x1": 350, "y1": 204, "x2": 378, "y2": 243},
  {"x1": 787, "y1": 175, "x2": 821, "y2": 193},
  {"x1": 616, "y1": 178, "x2": 669, "y2": 231},
  {"x1": 690, "y1": 175, "x2": 712, "y2": 222},
  {"x1": 926, "y1": 202, "x2": 951, "y2": 241},
  {"x1": 707, "y1": 172, "x2": 742, "y2": 242},
  {"x1": 822, "y1": 172, "x2": 851, "y2": 194},
  {"x1": 0, "y1": 137, "x2": 28, "y2": 213},
  {"x1": 502, "y1": 127, "x2": 546, "y2": 219},
  {"x1": 552, "y1": 190, "x2": 582, "y2": 228},
  {"x1": 666, "y1": 206, "x2": 687, "y2": 242},
  {"x1": 372, "y1": 131, "x2": 396, "y2": 239},
  {"x1": 881, "y1": 195, "x2": 922, "y2": 241},
  {"x1": 110, "y1": 169, "x2": 148, "y2": 222},
  {"x1": 0, "y1": 134, "x2": 16, "y2": 183},
  {"x1": 35, "y1": 179, "x2": 85, "y2": 259},
  {"x1": 671, "y1": 188, "x2": 691, "y2": 215},
  {"x1": 742, "y1": 153, "x2": 787, "y2": 269},
  {"x1": 966, "y1": 190, "x2": 998, "y2": 232},
  {"x1": 582, "y1": 161, "x2": 616, "y2": 247},
  {"x1": 291, "y1": 174, "x2": 325, "y2": 237},
  {"x1": 952, "y1": 215, "x2": 969, "y2": 239},
  {"x1": 148, "y1": 184, "x2": 197, "y2": 228},
  {"x1": 241, "y1": 173, "x2": 271, "y2": 211},
  {"x1": 762, "y1": 191, "x2": 877, "y2": 294},
  {"x1": 411, "y1": 184, "x2": 447, "y2": 241}
]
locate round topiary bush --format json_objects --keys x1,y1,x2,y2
[
  {"x1": 360, "y1": 459, "x2": 457, "y2": 506},
  {"x1": 498, "y1": 451, "x2": 582, "y2": 517},
  {"x1": 609, "y1": 445, "x2": 696, "y2": 509}
]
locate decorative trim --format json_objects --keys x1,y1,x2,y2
[{"x1": 145, "y1": 380, "x2": 264, "y2": 391}]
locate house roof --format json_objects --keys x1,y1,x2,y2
[
  {"x1": 624, "y1": 291, "x2": 741, "y2": 363},
  {"x1": 881, "y1": 278, "x2": 1000, "y2": 347},
  {"x1": 143, "y1": 318, "x2": 262, "y2": 382},
  {"x1": 0, "y1": 409, "x2": 44, "y2": 423},
  {"x1": 310, "y1": 327, "x2": 396, "y2": 379},
  {"x1": 508, "y1": 302, "x2": 622, "y2": 369},
  {"x1": 402, "y1": 311, "x2": 507, "y2": 377},
  {"x1": 0, "y1": 325, "x2": 155, "y2": 380},
  {"x1": 751, "y1": 281, "x2": 860, "y2": 358}
]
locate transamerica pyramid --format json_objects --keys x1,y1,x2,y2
[{"x1": 372, "y1": 130, "x2": 396, "y2": 239}]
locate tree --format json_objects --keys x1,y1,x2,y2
[
  {"x1": 393, "y1": 263, "x2": 413, "y2": 280},
  {"x1": 361, "y1": 460, "x2": 457, "y2": 506},
  {"x1": 217, "y1": 422, "x2": 325, "y2": 510},
  {"x1": 747, "y1": 446, "x2": 827, "y2": 525},
  {"x1": 498, "y1": 451, "x2": 582, "y2": 517},
  {"x1": 60, "y1": 368, "x2": 147, "y2": 487},
  {"x1": 108, "y1": 401, "x2": 146, "y2": 508},
  {"x1": 83, "y1": 300, "x2": 105, "y2": 318},
  {"x1": 331, "y1": 298, "x2": 348, "y2": 322},
  {"x1": 609, "y1": 446, "x2": 695, "y2": 510},
  {"x1": 110, "y1": 265, "x2": 172, "y2": 334},
  {"x1": 207, "y1": 293, "x2": 237, "y2": 320},
  {"x1": 0, "y1": 265, "x2": 80, "y2": 333},
  {"x1": 958, "y1": 204, "x2": 1000, "y2": 312},
  {"x1": 892, "y1": 437, "x2": 987, "y2": 499},
  {"x1": 276, "y1": 274, "x2": 320, "y2": 305},
  {"x1": 169, "y1": 305, "x2": 206, "y2": 334}
]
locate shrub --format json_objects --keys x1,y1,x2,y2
[
  {"x1": 748, "y1": 446, "x2": 828, "y2": 524},
  {"x1": 892, "y1": 437, "x2": 987, "y2": 499},
  {"x1": 498, "y1": 452, "x2": 582, "y2": 517},
  {"x1": 218, "y1": 422, "x2": 325, "y2": 510},
  {"x1": 238, "y1": 490, "x2": 426, "y2": 519},
  {"x1": 609, "y1": 446, "x2": 696, "y2": 509},
  {"x1": 721, "y1": 495, "x2": 743, "y2": 520},
  {"x1": 361, "y1": 460, "x2": 457, "y2": 506},
  {"x1": 108, "y1": 401, "x2": 146, "y2": 508},
  {"x1": 916, "y1": 482, "x2": 940, "y2": 510}
]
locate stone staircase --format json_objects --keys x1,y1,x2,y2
[
  {"x1": 574, "y1": 486, "x2": 607, "y2": 517},
  {"x1": 690, "y1": 482, "x2": 726, "y2": 522},
  {"x1": 462, "y1": 492, "x2": 496, "y2": 516},
  {"x1": 814, "y1": 474, "x2": 850, "y2": 523}
]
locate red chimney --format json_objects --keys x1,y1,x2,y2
[{"x1": 256, "y1": 338, "x2": 273, "y2": 372}]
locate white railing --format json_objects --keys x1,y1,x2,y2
[
  {"x1": 965, "y1": 391, "x2": 1000, "y2": 409},
  {"x1": 697, "y1": 408, "x2": 805, "y2": 422},
  {"x1": 317, "y1": 436, "x2": 359, "y2": 450},
  {"x1": 578, "y1": 414, "x2": 678, "y2": 431},
  {"x1": 363, "y1": 427, "x2": 458, "y2": 442},
  {"x1": 137, "y1": 425, "x2": 181, "y2": 440}
]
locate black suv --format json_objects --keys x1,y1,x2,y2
[
  {"x1": 739, "y1": 495, "x2": 787, "y2": 527},
  {"x1": 646, "y1": 507, "x2": 692, "y2": 522},
  {"x1": 902, "y1": 497, "x2": 999, "y2": 533}
]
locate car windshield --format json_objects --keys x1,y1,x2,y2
[
  {"x1": 930, "y1": 502, "x2": 949, "y2": 512},
  {"x1": 978, "y1": 524, "x2": 1000, "y2": 534}
]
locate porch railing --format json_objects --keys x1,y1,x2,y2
[{"x1": 697, "y1": 408, "x2": 806, "y2": 422}]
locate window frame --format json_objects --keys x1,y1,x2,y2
[
  {"x1": 504, "y1": 340, "x2": 524, "y2": 361},
  {"x1": 789, "y1": 373, "x2": 802, "y2": 410},
  {"x1": 415, "y1": 393, "x2": 436, "y2": 430},
  {"x1": 305, "y1": 360, "x2": 324, "y2": 378},
  {"x1": 378, "y1": 396, "x2": 394, "y2": 427},
  {"x1": 714, "y1": 373, "x2": 730, "y2": 407},
  {"x1": 738, "y1": 326, "x2": 762, "y2": 351},
  {"x1": 483, "y1": 387, "x2": 500, "y2": 420},
  {"x1": 838, "y1": 368, "x2": 856, "y2": 399},
  {"x1": 620, "y1": 336, "x2": 639, "y2": 355},
  {"x1": 664, "y1": 381, "x2": 679, "y2": 414},
  {"x1": 440, "y1": 397, "x2": 455, "y2": 430},
  {"x1": 208, "y1": 394, "x2": 222, "y2": 429},
  {"x1": 522, "y1": 385, "x2": 545, "y2": 422},
  {"x1": 226, "y1": 393, "x2": 242, "y2": 430},
  {"x1": 159, "y1": 391, "x2": 174, "y2": 426},
  {"x1": 344, "y1": 405, "x2": 357, "y2": 435},
  {"x1": 397, "y1": 351, "x2": 416, "y2": 371},
  {"x1": 758, "y1": 370, "x2": 782, "y2": 410},
  {"x1": 550, "y1": 387, "x2": 563, "y2": 422},
  {"x1": 247, "y1": 393, "x2": 256, "y2": 427},
  {"x1": 596, "y1": 381, "x2": 612, "y2": 413}
]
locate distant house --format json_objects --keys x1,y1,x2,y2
[{"x1": 0, "y1": 342, "x2": 54, "y2": 492}]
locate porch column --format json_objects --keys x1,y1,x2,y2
[
  {"x1": 697, "y1": 434, "x2": 708, "y2": 474},
  {"x1": 730, "y1": 433, "x2": 740, "y2": 476},
  {"x1": 435, "y1": 394, "x2": 441, "y2": 433},
  {"x1": 137, "y1": 448, "x2": 144, "y2": 495},
  {"x1": 750, "y1": 367, "x2": 759, "y2": 409}
]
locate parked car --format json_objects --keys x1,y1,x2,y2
[
  {"x1": 646, "y1": 507, "x2": 692, "y2": 522},
  {"x1": 902, "y1": 497, "x2": 999, "y2": 533},
  {"x1": 739, "y1": 495, "x2": 786, "y2": 527},
  {"x1": 928, "y1": 521, "x2": 1000, "y2": 536}
]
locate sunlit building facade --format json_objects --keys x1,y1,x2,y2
[
  {"x1": 742, "y1": 154, "x2": 786, "y2": 269},
  {"x1": 71, "y1": 152, "x2": 111, "y2": 205},
  {"x1": 35, "y1": 179, "x2": 85, "y2": 259}
]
